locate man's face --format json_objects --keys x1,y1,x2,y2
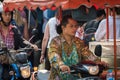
[
  {"x1": 1, "y1": 12, "x2": 12, "y2": 24},
  {"x1": 63, "y1": 19, "x2": 78, "y2": 37}
]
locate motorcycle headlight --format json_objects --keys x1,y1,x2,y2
[
  {"x1": 88, "y1": 65, "x2": 99, "y2": 75},
  {"x1": 20, "y1": 65, "x2": 31, "y2": 78}
]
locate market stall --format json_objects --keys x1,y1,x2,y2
[{"x1": 2, "y1": 0, "x2": 120, "y2": 80}]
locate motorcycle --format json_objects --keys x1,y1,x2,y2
[
  {"x1": 69, "y1": 61, "x2": 104, "y2": 80},
  {"x1": 60, "y1": 45, "x2": 105, "y2": 80},
  {"x1": 78, "y1": 45, "x2": 105, "y2": 80},
  {"x1": 9, "y1": 28, "x2": 41, "y2": 80},
  {"x1": 31, "y1": 45, "x2": 106, "y2": 80},
  {"x1": 9, "y1": 48, "x2": 33, "y2": 80},
  {"x1": 0, "y1": 28, "x2": 41, "y2": 80},
  {"x1": 0, "y1": 45, "x2": 33, "y2": 80}
]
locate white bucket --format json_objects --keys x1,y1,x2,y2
[{"x1": 37, "y1": 70, "x2": 50, "y2": 80}]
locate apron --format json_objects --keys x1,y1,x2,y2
[{"x1": 60, "y1": 43, "x2": 79, "y2": 80}]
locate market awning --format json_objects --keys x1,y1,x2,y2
[
  {"x1": 3, "y1": 0, "x2": 120, "y2": 11},
  {"x1": 91, "y1": 0, "x2": 120, "y2": 7},
  {"x1": 3, "y1": 0, "x2": 69, "y2": 11}
]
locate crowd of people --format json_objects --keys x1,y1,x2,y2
[
  {"x1": 0, "y1": 2, "x2": 120, "y2": 79},
  {"x1": 95, "y1": 6, "x2": 120, "y2": 41}
]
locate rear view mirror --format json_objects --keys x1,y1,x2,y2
[
  {"x1": 32, "y1": 28, "x2": 38, "y2": 36},
  {"x1": 94, "y1": 45, "x2": 102, "y2": 57}
]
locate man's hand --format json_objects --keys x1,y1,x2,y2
[
  {"x1": 31, "y1": 44, "x2": 39, "y2": 51},
  {"x1": 23, "y1": 39, "x2": 38, "y2": 51},
  {"x1": 40, "y1": 54, "x2": 44, "y2": 63},
  {"x1": 59, "y1": 65, "x2": 70, "y2": 74}
]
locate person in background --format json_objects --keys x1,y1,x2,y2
[
  {"x1": 48, "y1": 15, "x2": 108, "y2": 80},
  {"x1": 95, "y1": 6, "x2": 120, "y2": 41},
  {"x1": 82, "y1": 8, "x2": 106, "y2": 46},
  {"x1": 0, "y1": 8, "x2": 38, "y2": 80},
  {"x1": 12, "y1": 9, "x2": 29, "y2": 40},
  {"x1": 75, "y1": 25, "x2": 84, "y2": 40},
  {"x1": 40, "y1": 7, "x2": 62, "y2": 70},
  {"x1": 84, "y1": 8, "x2": 106, "y2": 31}
]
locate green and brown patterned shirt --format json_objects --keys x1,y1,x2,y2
[{"x1": 48, "y1": 34, "x2": 99, "y2": 80}]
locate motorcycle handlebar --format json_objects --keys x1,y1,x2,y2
[
  {"x1": 0, "y1": 47, "x2": 41, "y2": 54},
  {"x1": 8, "y1": 48, "x2": 41, "y2": 53},
  {"x1": 61, "y1": 70, "x2": 75, "y2": 74}
]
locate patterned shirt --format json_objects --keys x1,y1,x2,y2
[
  {"x1": 48, "y1": 34, "x2": 99, "y2": 79},
  {"x1": 0, "y1": 24, "x2": 14, "y2": 49}
]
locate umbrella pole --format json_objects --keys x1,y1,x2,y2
[
  {"x1": 113, "y1": 7, "x2": 117, "y2": 80},
  {"x1": 106, "y1": 7, "x2": 109, "y2": 41}
]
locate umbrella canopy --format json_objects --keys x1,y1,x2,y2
[
  {"x1": 3, "y1": 0, "x2": 69, "y2": 11},
  {"x1": 3, "y1": 0, "x2": 120, "y2": 11},
  {"x1": 91, "y1": 0, "x2": 120, "y2": 7},
  {"x1": 2, "y1": 0, "x2": 93, "y2": 11}
]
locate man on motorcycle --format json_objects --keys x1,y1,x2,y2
[
  {"x1": 0, "y1": 5, "x2": 38, "y2": 80},
  {"x1": 48, "y1": 15, "x2": 108, "y2": 80}
]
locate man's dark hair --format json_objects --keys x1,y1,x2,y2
[
  {"x1": 96, "y1": 8, "x2": 106, "y2": 17},
  {"x1": 56, "y1": 15, "x2": 73, "y2": 34},
  {"x1": 61, "y1": 15, "x2": 72, "y2": 27}
]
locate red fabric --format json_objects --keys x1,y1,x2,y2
[{"x1": 3, "y1": 0, "x2": 120, "y2": 11}]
